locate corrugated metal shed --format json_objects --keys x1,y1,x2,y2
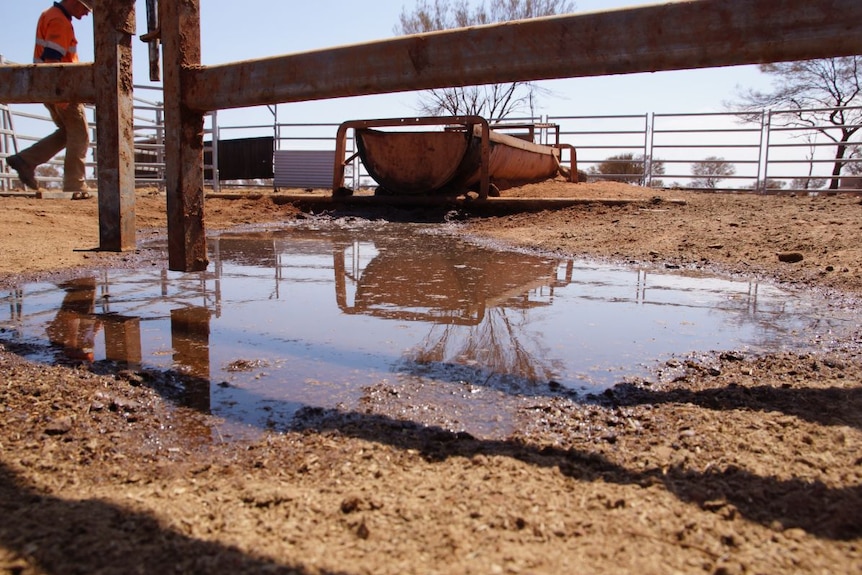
[{"x1": 274, "y1": 150, "x2": 335, "y2": 189}]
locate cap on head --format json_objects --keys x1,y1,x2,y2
[{"x1": 77, "y1": 0, "x2": 93, "y2": 10}]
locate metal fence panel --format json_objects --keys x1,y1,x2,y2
[{"x1": 3, "y1": 89, "x2": 862, "y2": 194}]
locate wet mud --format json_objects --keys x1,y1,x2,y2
[{"x1": 0, "y1": 182, "x2": 861, "y2": 574}]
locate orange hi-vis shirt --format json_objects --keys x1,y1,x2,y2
[{"x1": 33, "y1": 3, "x2": 78, "y2": 64}]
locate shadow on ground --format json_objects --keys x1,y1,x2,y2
[{"x1": 0, "y1": 462, "x2": 347, "y2": 575}]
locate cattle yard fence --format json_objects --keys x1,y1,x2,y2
[{"x1": 2, "y1": 85, "x2": 861, "y2": 195}]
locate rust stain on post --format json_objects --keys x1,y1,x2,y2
[
  {"x1": 161, "y1": 0, "x2": 207, "y2": 272},
  {"x1": 185, "y1": 0, "x2": 862, "y2": 112},
  {"x1": 93, "y1": 0, "x2": 136, "y2": 252}
]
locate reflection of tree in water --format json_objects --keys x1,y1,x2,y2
[
  {"x1": 399, "y1": 305, "x2": 563, "y2": 392},
  {"x1": 697, "y1": 281, "x2": 840, "y2": 349}
]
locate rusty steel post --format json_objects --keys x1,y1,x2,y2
[
  {"x1": 186, "y1": 0, "x2": 862, "y2": 112},
  {"x1": 143, "y1": 0, "x2": 161, "y2": 82},
  {"x1": 555, "y1": 144, "x2": 577, "y2": 183},
  {"x1": 332, "y1": 122, "x2": 352, "y2": 193},
  {"x1": 93, "y1": 0, "x2": 136, "y2": 252},
  {"x1": 160, "y1": 0, "x2": 207, "y2": 272}
]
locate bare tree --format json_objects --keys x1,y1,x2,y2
[
  {"x1": 395, "y1": 0, "x2": 575, "y2": 119},
  {"x1": 691, "y1": 156, "x2": 736, "y2": 189},
  {"x1": 846, "y1": 145, "x2": 862, "y2": 176},
  {"x1": 731, "y1": 57, "x2": 862, "y2": 190},
  {"x1": 791, "y1": 176, "x2": 826, "y2": 190},
  {"x1": 791, "y1": 133, "x2": 828, "y2": 190}
]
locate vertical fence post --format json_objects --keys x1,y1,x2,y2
[
  {"x1": 1, "y1": 54, "x2": 22, "y2": 192},
  {"x1": 210, "y1": 110, "x2": 220, "y2": 194},
  {"x1": 0, "y1": 52, "x2": 11, "y2": 192},
  {"x1": 161, "y1": 0, "x2": 207, "y2": 272},
  {"x1": 351, "y1": 130, "x2": 359, "y2": 190},
  {"x1": 155, "y1": 105, "x2": 165, "y2": 188},
  {"x1": 93, "y1": 0, "x2": 136, "y2": 251},
  {"x1": 760, "y1": 110, "x2": 771, "y2": 194},
  {"x1": 144, "y1": 0, "x2": 160, "y2": 81},
  {"x1": 645, "y1": 113, "x2": 654, "y2": 188},
  {"x1": 271, "y1": 104, "x2": 278, "y2": 191},
  {"x1": 1, "y1": 105, "x2": 6, "y2": 192}
]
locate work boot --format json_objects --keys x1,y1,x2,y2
[{"x1": 6, "y1": 155, "x2": 39, "y2": 190}]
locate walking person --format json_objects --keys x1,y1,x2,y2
[{"x1": 6, "y1": 0, "x2": 93, "y2": 197}]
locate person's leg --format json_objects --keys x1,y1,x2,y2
[
  {"x1": 6, "y1": 104, "x2": 66, "y2": 190},
  {"x1": 7, "y1": 105, "x2": 68, "y2": 190},
  {"x1": 58, "y1": 103, "x2": 90, "y2": 192},
  {"x1": 17, "y1": 105, "x2": 69, "y2": 170}
]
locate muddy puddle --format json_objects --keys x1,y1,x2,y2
[{"x1": 1, "y1": 221, "x2": 858, "y2": 440}]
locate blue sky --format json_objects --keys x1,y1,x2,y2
[{"x1": 1, "y1": 1, "x2": 772, "y2": 127}]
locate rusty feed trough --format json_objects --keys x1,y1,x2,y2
[{"x1": 334, "y1": 116, "x2": 576, "y2": 199}]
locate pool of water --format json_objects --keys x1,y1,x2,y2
[{"x1": 1, "y1": 220, "x2": 857, "y2": 439}]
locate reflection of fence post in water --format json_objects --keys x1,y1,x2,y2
[
  {"x1": 170, "y1": 307, "x2": 212, "y2": 412},
  {"x1": 332, "y1": 242, "x2": 350, "y2": 310},
  {"x1": 101, "y1": 315, "x2": 142, "y2": 369},
  {"x1": 7, "y1": 287, "x2": 23, "y2": 323}
]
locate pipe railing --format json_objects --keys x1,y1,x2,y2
[{"x1": 4, "y1": 102, "x2": 862, "y2": 194}]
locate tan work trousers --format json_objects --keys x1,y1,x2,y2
[{"x1": 18, "y1": 103, "x2": 90, "y2": 191}]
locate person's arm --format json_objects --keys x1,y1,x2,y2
[{"x1": 40, "y1": 47, "x2": 64, "y2": 62}]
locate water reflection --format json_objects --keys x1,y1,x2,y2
[
  {"x1": 170, "y1": 306, "x2": 213, "y2": 412},
  {"x1": 0, "y1": 223, "x2": 855, "y2": 439},
  {"x1": 47, "y1": 278, "x2": 101, "y2": 362},
  {"x1": 334, "y1": 236, "x2": 565, "y2": 325}
]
